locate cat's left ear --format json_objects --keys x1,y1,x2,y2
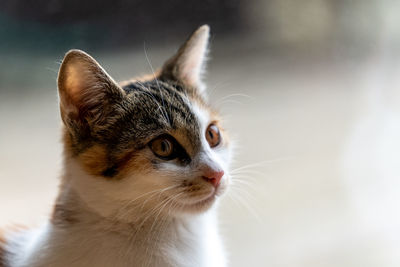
[
  {"x1": 57, "y1": 50, "x2": 125, "y2": 137},
  {"x1": 160, "y1": 25, "x2": 210, "y2": 95}
]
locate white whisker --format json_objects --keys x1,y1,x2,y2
[
  {"x1": 231, "y1": 157, "x2": 293, "y2": 174},
  {"x1": 143, "y1": 42, "x2": 171, "y2": 126}
]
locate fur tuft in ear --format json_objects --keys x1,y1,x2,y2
[
  {"x1": 161, "y1": 25, "x2": 210, "y2": 94},
  {"x1": 58, "y1": 49, "x2": 125, "y2": 138}
]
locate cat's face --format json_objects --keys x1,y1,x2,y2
[{"x1": 58, "y1": 26, "x2": 232, "y2": 220}]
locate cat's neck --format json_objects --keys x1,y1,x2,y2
[
  {"x1": 7, "y1": 182, "x2": 223, "y2": 267},
  {"x1": 52, "y1": 182, "x2": 211, "y2": 243},
  {"x1": 33, "y1": 178, "x2": 222, "y2": 267}
]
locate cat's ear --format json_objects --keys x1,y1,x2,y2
[
  {"x1": 161, "y1": 25, "x2": 210, "y2": 94},
  {"x1": 58, "y1": 49, "x2": 125, "y2": 135}
]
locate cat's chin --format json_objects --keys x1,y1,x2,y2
[
  {"x1": 188, "y1": 184, "x2": 229, "y2": 211},
  {"x1": 174, "y1": 196, "x2": 216, "y2": 214},
  {"x1": 174, "y1": 189, "x2": 224, "y2": 214}
]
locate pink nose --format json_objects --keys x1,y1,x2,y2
[{"x1": 202, "y1": 169, "x2": 224, "y2": 188}]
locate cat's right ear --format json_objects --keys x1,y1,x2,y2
[
  {"x1": 160, "y1": 25, "x2": 210, "y2": 95},
  {"x1": 58, "y1": 50, "x2": 125, "y2": 136}
]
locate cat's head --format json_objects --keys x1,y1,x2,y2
[{"x1": 57, "y1": 25, "x2": 232, "y2": 220}]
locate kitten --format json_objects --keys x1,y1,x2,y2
[{"x1": 0, "y1": 25, "x2": 232, "y2": 267}]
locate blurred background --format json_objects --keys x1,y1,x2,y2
[{"x1": 1, "y1": 0, "x2": 400, "y2": 266}]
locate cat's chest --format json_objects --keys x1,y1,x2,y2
[{"x1": 9, "y1": 222, "x2": 225, "y2": 267}]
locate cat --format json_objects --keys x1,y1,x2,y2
[{"x1": 0, "y1": 25, "x2": 232, "y2": 267}]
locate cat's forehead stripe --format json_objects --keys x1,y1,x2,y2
[{"x1": 123, "y1": 80, "x2": 200, "y2": 132}]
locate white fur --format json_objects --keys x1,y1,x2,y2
[
  {"x1": 191, "y1": 103, "x2": 231, "y2": 174},
  {"x1": 4, "y1": 102, "x2": 230, "y2": 267},
  {"x1": 5, "y1": 209, "x2": 226, "y2": 267}
]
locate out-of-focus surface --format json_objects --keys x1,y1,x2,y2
[{"x1": 1, "y1": 1, "x2": 400, "y2": 266}]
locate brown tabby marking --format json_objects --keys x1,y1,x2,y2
[
  {"x1": 78, "y1": 145, "x2": 152, "y2": 179},
  {"x1": 78, "y1": 145, "x2": 109, "y2": 176}
]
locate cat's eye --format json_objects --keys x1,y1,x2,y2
[
  {"x1": 206, "y1": 124, "x2": 221, "y2": 148},
  {"x1": 150, "y1": 137, "x2": 174, "y2": 159},
  {"x1": 149, "y1": 135, "x2": 191, "y2": 163}
]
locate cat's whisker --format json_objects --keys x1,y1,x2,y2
[
  {"x1": 229, "y1": 182, "x2": 258, "y2": 199},
  {"x1": 127, "y1": 197, "x2": 174, "y2": 266},
  {"x1": 217, "y1": 93, "x2": 253, "y2": 103},
  {"x1": 138, "y1": 187, "x2": 176, "y2": 212},
  {"x1": 121, "y1": 185, "x2": 176, "y2": 210},
  {"x1": 206, "y1": 81, "x2": 231, "y2": 99},
  {"x1": 224, "y1": 193, "x2": 258, "y2": 222},
  {"x1": 114, "y1": 186, "x2": 180, "y2": 221},
  {"x1": 119, "y1": 185, "x2": 173, "y2": 207},
  {"x1": 46, "y1": 66, "x2": 59, "y2": 74},
  {"x1": 127, "y1": 185, "x2": 177, "y2": 205},
  {"x1": 143, "y1": 42, "x2": 171, "y2": 126},
  {"x1": 218, "y1": 99, "x2": 244, "y2": 107},
  {"x1": 226, "y1": 193, "x2": 244, "y2": 211},
  {"x1": 231, "y1": 176, "x2": 263, "y2": 184},
  {"x1": 230, "y1": 178, "x2": 258, "y2": 189},
  {"x1": 134, "y1": 192, "x2": 183, "y2": 241},
  {"x1": 147, "y1": 192, "x2": 184, "y2": 238},
  {"x1": 136, "y1": 83, "x2": 170, "y2": 126},
  {"x1": 216, "y1": 93, "x2": 254, "y2": 107},
  {"x1": 135, "y1": 81, "x2": 165, "y2": 120},
  {"x1": 230, "y1": 172, "x2": 260, "y2": 180},
  {"x1": 233, "y1": 174, "x2": 264, "y2": 186},
  {"x1": 128, "y1": 198, "x2": 170, "y2": 240},
  {"x1": 229, "y1": 183, "x2": 260, "y2": 199},
  {"x1": 230, "y1": 170, "x2": 264, "y2": 176},
  {"x1": 227, "y1": 187, "x2": 261, "y2": 222},
  {"x1": 230, "y1": 177, "x2": 263, "y2": 188},
  {"x1": 141, "y1": 193, "x2": 177, "y2": 223},
  {"x1": 142, "y1": 197, "x2": 177, "y2": 265},
  {"x1": 228, "y1": 171, "x2": 264, "y2": 214},
  {"x1": 230, "y1": 157, "x2": 292, "y2": 174}
]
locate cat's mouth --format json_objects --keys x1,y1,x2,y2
[
  {"x1": 164, "y1": 181, "x2": 228, "y2": 213},
  {"x1": 176, "y1": 193, "x2": 216, "y2": 212},
  {"x1": 178, "y1": 188, "x2": 222, "y2": 212},
  {"x1": 193, "y1": 192, "x2": 217, "y2": 205},
  {"x1": 188, "y1": 181, "x2": 228, "y2": 207}
]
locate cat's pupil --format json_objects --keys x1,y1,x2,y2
[
  {"x1": 208, "y1": 130, "x2": 214, "y2": 139},
  {"x1": 161, "y1": 140, "x2": 168, "y2": 152}
]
